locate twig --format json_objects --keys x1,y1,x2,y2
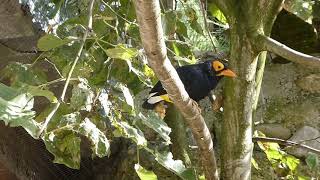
[
  {"x1": 44, "y1": 58, "x2": 64, "y2": 78},
  {"x1": 101, "y1": 0, "x2": 135, "y2": 25},
  {"x1": 253, "y1": 137, "x2": 320, "y2": 155},
  {"x1": 257, "y1": 34, "x2": 320, "y2": 68},
  {"x1": 37, "y1": 0, "x2": 96, "y2": 138},
  {"x1": 199, "y1": 0, "x2": 217, "y2": 52}
]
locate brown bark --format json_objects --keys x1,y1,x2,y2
[{"x1": 133, "y1": 0, "x2": 219, "y2": 179}]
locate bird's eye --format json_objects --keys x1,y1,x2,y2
[{"x1": 212, "y1": 61, "x2": 225, "y2": 71}]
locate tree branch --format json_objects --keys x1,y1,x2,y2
[
  {"x1": 253, "y1": 137, "x2": 320, "y2": 155},
  {"x1": 37, "y1": 0, "x2": 95, "y2": 137},
  {"x1": 133, "y1": 1, "x2": 219, "y2": 179},
  {"x1": 257, "y1": 34, "x2": 320, "y2": 68}
]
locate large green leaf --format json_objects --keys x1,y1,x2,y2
[
  {"x1": 105, "y1": 45, "x2": 138, "y2": 60},
  {"x1": 0, "y1": 62, "x2": 47, "y2": 86},
  {"x1": 44, "y1": 114, "x2": 110, "y2": 169},
  {"x1": 135, "y1": 164, "x2": 158, "y2": 180},
  {"x1": 138, "y1": 113, "x2": 171, "y2": 144},
  {"x1": 78, "y1": 118, "x2": 110, "y2": 157},
  {"x1": 0, "y1": 83, "x2": 40, "y2": 138},
  {"x1": 37, "y1": 34, "x2": 76, "y2": 51}
]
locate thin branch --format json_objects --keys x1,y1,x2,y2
[
  {"x1": 253, "y1": 137, "x2": 320, "y2": 156},
  {"x1": 133, "y1": 1, "x2": 219, "y2": 180},
  {"x1": 257, "y1": 34, "x2": 320, "y2": 68},
  {"x1": 37, "y1": 0, "x2": 96, "y2": 138},
  {"x1": 199, "y1": 0, "x2": 217, "y2": 52}
]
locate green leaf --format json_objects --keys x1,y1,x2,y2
[
  {"x1": 0, "y1": 62, "x2": 47, "y2": 86},
  {"x1": 306, "y1": 153, "x2": 318, "y2": 170},
  {"x1": 112, "y1": 120, "x2": 147, "y2": 147},
  {"x1": 176, "y1": 20, "x2": 188, "y2": 37},
  {"x1": 138, "y1": 113, "x2": 171, "y2": 144},
  {"x1": 48, "y1": 0, "x2": 64, "y2": 19},
  {"x1": 44, "y1": 116, "x2": 110, "y2": 169},
  {"x1": 114, "y1": 83, "x2": 134, "y2": 109},
  {"x1": 285, "y1": 155, "x2": 299, "y2": 171},
  {"x1": 153, "y1": 151, "x2": 196, "y2": 180},
  {"x1": 208, "y1": 4, "x2": 227, "y2": 24},
  {"x1": 135, "y1": 164, "x2": 158, "y2": 180},
  {"x1": 251, "y1": 158, "x2": 260, "y2": 170},
  {"x1": 24, "y1": 85, "x2": 57, "y2": 103},
  {"x1": 0, "y1": 83, "x2": 40, "y2": 138},
  {"x1": 37, "y1": 34, "x2": 75, "y2": 51},
  {"x1": 163, "y1": 11, "x2": 177, "y2": 36},
  {"x1": 78, "y1": 118, "x2": 110, "y2": 157},
  {"x1": 105, "y1": 45, "x2": 138, "y2": 60},
  {"x1": 70, "y1": 78, "x2": 95, "y2": 111},
  {"x1": 44, "y1": 131, "x2": 81, "y2": 169},
  {"x1": 189, "y1": 20, "x2": 204, "y2": 35}
]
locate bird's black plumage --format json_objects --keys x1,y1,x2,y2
[{"x1": 142, "y1": 60, "x2": 227, "y2": 109}]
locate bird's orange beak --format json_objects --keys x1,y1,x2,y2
[{"x1": 218, "y1": 69, "x2": 237, "y2": 77}]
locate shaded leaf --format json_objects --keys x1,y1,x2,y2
[
  {"x1": 306, "y1": 153, "x2": 318, "y2": 170},
  {"x1": 138, "y1": 113, "x2": 171, "y2": 144},
  {"x1": 0, "y1": 62, "x2": 47, "y2": 86},
  {"x1": 44, "y1": 131, "x2": 81, "y2": 169},
  {"x1": 25, "y1": 85, "x2": 58, "y2": 103},
  {"x1": 37, "y1": 34, "x2": 75, "y2": 51},
  {"x1": 135, "y1": 164, "x2": 158, "y2": 180}
]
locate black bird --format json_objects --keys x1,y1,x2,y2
[{"x1": 142, "y1": 59, "x2": 236, "y2": 118}]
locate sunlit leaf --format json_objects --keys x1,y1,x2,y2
[
  {"x1": 105, "y1": 45, "x2": 138, "y2": 60},
  {"x1": 78, "y1": 118, "x2": 110, "y2": 157},
  {"x1": 208, "y1": 4, "x2": 227, "y2": 24},
  {"x1": 251, "y1": 158, "x2": 261, "y2": 170},
  {"x1": 114, "y1": 82, "x2": 134, "y2": 109},
  {"x1": 153, "y1": 151, "x2": 196, "y2": 180},
  {"x1": 70, "y1": 78, "x2": 95, "y2": 111},
  {"x1": 135, "y1": 164, "x2": 158, "y2": 180},
  {"x1": 0, "y1": 83, "x2": 40, "y2": 138},
  {"x1": 285, "y1": 155, "x2": 299, "y2": 171}
]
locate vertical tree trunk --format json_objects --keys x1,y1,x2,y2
[
  {"x1": 215, "y1": 1, "x2": 284, "y2": 179},
  {"x1": 221, "y1": 26, "x2": 258, "y2": 180}
]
